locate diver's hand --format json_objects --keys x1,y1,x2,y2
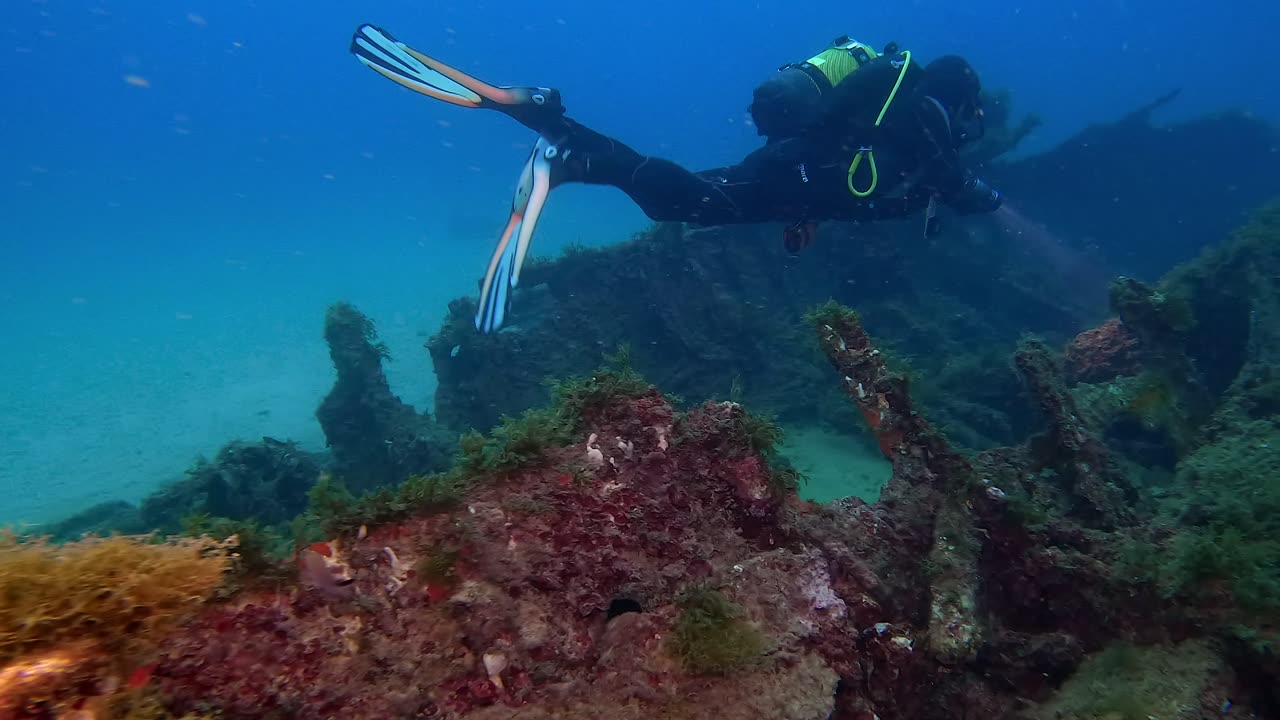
[{"x1": 951, "y1": 174, "x2": 1003, "y2": 214}]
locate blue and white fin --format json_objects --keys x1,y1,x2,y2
[
  {"x1": 350, "y1": 24, "x2": 484, "y2": 107},
  {"x1": 474, "y1": 137, "x2": 559, "y2": 334}
]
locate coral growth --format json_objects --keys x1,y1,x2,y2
[
  {"x1": 30, "y1": 193, "x2": 1280, "y2": 718},
  {"x1": 1063, "y1": 318, "x2": 1140, "y2": 384}
]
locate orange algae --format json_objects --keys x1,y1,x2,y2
[{"x1": 0, "y1": 531, "x2": 229, "y2": 717}]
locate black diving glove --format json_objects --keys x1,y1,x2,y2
[{"x1": 950, "y1": 174, "x2": 1003, "y2": 215}]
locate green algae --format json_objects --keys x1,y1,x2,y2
[
  {"x1": 306, "y1": 471, "x2": 464, "y2": 537},
  {"x1": 302, "y1": 352, "x2": 654, "y2": 537},
  {"x1": 548, "y1": 343, "x2": 654, "y2": 431},
  {"x1": 670, "y1": 586, "x2": 766, "y2": 675},
  {"x1": 1158, "y1": 419, "x2": 1280, "y2": 610},
  {"x1": 1030, "y1": 640, "x2": 1218, "y2": 720},
  {"x1": 413, "y1": 546, "x2": 459, "y2": 587},
  {"x1": 179, "y1": 513, "x2": 291, "y2": 580}
]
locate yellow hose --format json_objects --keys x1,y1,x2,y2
[{"x1": 847, "y1": 50, "x2": 912, "y2": 198}]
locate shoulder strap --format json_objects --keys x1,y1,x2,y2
[{"x1": 922, "y1": 95, "x2": 953, "y2": 143}]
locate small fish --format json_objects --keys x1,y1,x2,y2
[{"x1": 298, "y1": 541, "x2": 356, "y2": 598}]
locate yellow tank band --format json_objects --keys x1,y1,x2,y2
[{"x1": 806, "y1": 47, "x2": 863, "y2": 87}]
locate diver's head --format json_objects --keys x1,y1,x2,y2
[
  {"x1": 922, "y1": 55, "x2": 985, "y2": 145},
  {"x1": 749, "y1": 67, "x2": 824, "y2": 139}
]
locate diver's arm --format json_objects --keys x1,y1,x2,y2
[
  {"x1": 947, "y1": 174, "x2": 1002, "y2": 214},
  {"x1": 912, "y1": 97, "x2": 1002, "y2": 214}
]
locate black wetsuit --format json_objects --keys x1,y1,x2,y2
[{"x1": 533, "y1": 53, "x2": 997, "y2": 227}]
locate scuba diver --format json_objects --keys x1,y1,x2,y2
[{"x1": 350, "y1": 25, "x2": 1004, "y2": 333}]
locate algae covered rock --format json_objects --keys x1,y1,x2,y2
[
  {"x1": 316, "y1": 301, "x2": 455, "y2": 494},
  {"x1": 138, "y1": 436, "x2": 324, "y2": 532},
  {"x1": 110, "y1": 294, "x2": 1279, "y2": 719},
  {"x1": 1027, "y1": 640, "x2": 1231, "y2": 720},
  {"x1": 1156, "y1": 419, "x2": 1280, "y2": 611},
  {"x1": 154, "y1": 377, "x2": 843, "y2": 720},
  {"x1": 45, "y1": 499, "x2": 146, "y2": 542},
  {"x1": 1097, "y1": 201, "x2": 1280, "y2": 615}
]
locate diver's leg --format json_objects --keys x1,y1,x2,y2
[
  {"x1": 549, "y1": 119, "x2": 795, "y2": 224},
  {"x1": 351, "y1": 24, "x2": 792, "y2": 223}
]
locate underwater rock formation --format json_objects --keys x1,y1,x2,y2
[
  {"x1": 98, "y1": 301, "x2": 1265, "y2": 720},
  {"x1": 45, "y1": 499, "x2": 146, "y2": 542},
  {"x1": 1055, "y1": 199, "x2": 1280, "y2": 706},
  {"x1": 14, "y1": 106, "x2": 1280, "y2": 720},
  {"x1": 1012, "y1": 338, "x2": 1135, "y2": 529},
  {"x1": 46, "y1": 437, "x2": 323, "y2": 543},
  {"x1": 429, "y1": 218, "x2": 1082, "y2": 450},
  {"x1": 987, "y1": 94, "x2": 1280, "y2": 280},
  {"x1": 1063, "y1": 318, "x2": 1140, "y2": 385},
  {"x1": 1160, "y1": 198, "x2": 1280, "y2": 409},
  {"x1": 806, "y1": 303, "x2": 1265, "y2": 716},
  {"x1": 317, "y1": 301, "x2": 456, "y2": 494},
  {"x1": 961, "y1": 86, "x2": 1043, "y2": 169},
  {"x1": 809, "y1": 302, "x2": 985, "y2": 670},
  {"x1": 1132, "y1": 201, "x2": 1280, "y2": 618},
  {"x1": 9, "y1": 289, "x2": 1279, "y2": 718},
  {"x1": 1067, "y1": 199, "x2": 1280, "y2": 472},
  {"x1": 1024, "y1": 639, "x2": 1239, "y2": 720},
  {"x1": 156, "y1": 378, "x2": 851, "y2": 720},
  {"x1": 137, "y1": 436, "x2": 324, "y2": 532}
]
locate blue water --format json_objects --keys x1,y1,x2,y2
[{"x1": 2, "y1": 0, "x2": 1279, "y2": 525}]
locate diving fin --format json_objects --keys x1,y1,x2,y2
[
  {"x1": 474, "y1": 136, "x2": 563, "y2": 334},
  {"x1": 351, "y1": 24, "x2": 569, "y2": 334},
  {"x1": 350, "y1": 24, "x2": 566, "y2": 132}
]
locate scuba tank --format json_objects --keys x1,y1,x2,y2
[{"x1": 749, "y1": 36, "x2": 899, "y2": 141}]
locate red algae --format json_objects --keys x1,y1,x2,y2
[
  {"x1": 144, "y1": 308, "x2": 1258, "y2": 719},
  {"x1": 153, "y1": 389, "x2": 847, "y2": 719}
]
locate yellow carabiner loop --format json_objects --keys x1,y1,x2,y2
[
  {"x1": 847, "y1": 148, "x2": 878, "y2": 197},
  {"x1": 845, "y1": 49, "x2": 910, "y2": 200}
]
